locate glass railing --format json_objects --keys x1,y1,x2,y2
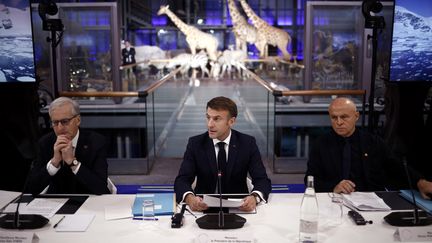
[
  {"x1": 240, "y1": 63, "x2": 366, "y2": 174},
  {"x1": 56, "y1": 67, "x2": 185, "y2": 175},
  {"x1": 237, "y1": 65, "x2": 275, "y2": 165}
]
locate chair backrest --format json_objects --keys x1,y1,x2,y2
[
  {"x1": 39, "y1": 178, "x2": 117, "y2": 194},
  {"x1": 107, "y1": 177, "x2": 117, "y2": 194}
]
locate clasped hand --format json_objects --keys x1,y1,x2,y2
[{"x1": 51, "y1": 135, "x2": 74, "y2": 167}]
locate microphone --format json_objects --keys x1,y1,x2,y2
[
  {"x1": 171, "y1": 204, "x2": 187, "y2": 228},
  {"x1": 384, "y1": 158, "x2": 432, "y2": 226},
  {"x1": 0, "y1": 160, "x2": 49, "y2": 229},
  {"x1": 195, "y1": 165, "x2": 246, "y2": 229}
]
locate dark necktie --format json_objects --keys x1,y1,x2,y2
[
  {"x1": 342, "y1": 138, "x2": 351, "y2": 179},
  {"x1": 217, "y1": 142, "x2": 227, "y2": 193}
]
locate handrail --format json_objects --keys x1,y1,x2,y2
[
  {"x1": 279, "y1": 89, "x2": 366, "y2": 97},
  {"x1": 239, "y1": 63, "x2": 366, "y2": 98},
  {"x1": 120, "y1": 59, "x2": 171, "y2": 70},
  {"x1": 239, "y1": 63, "x2": 367, "y2": 128},
  {"x1": 239, "y1": 64, "x2": 274, "y2": 92},
  {"x1": 60, "y1": 67, "x2": 182, "y2": 98}
]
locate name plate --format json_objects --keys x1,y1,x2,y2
[
  {"x1": 0, "y1": 232, "x2": 38, "y2": 243},
  {"x1": 395, "y1": 227, "x2": 432, "y2": 242},
  {"x1": 194, "y1": 232, "x2": 254, "y2": 243}
]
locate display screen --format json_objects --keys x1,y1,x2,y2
[
  {"x1": 0, "y1": 0, "x2": 36, "y2": 82},
  {"x1": 389, "y1": 0, "x2": 432, "y2": 82}
]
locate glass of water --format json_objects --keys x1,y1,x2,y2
[
  {"x1": 329, "y1": 193, "x2": 344, "y2": 225},
  {"x1": 142, "y1": 199, "x2": 155, "y2": 219}
]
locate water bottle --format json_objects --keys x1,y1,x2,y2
[{"x1": 299, "y1": 176, "x2": 319, "y2": 243}]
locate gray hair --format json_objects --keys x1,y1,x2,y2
[{"x1": 49, "y1": 97, "x2": 80, "y2": 117}]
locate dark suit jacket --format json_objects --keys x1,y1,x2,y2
[
  {"x1": 174, "y1": 129, "x2": 272, "y2": 203},
  {"x1": 305, "y1": 129, "x2": 405, "y2": 192},
  {"x1": 27, "y1": 130, "x2": 110, "y2": 195}
]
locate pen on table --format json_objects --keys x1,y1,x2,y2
[
  {"x1": 133, "y1": 217, "x2": 159, "y2": 221},
  {"x1": 185, "y1": 208, "x2": 197, "y2": 218},
  {"x1": 53, "y1": 216, "x2": 65, "y2": 228}
]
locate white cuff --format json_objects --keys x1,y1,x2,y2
[
  {"x1": 71, "y1": 162, "x2": 81, "y2": 174},
  {"x1": 251, "y1": 190, "x2": 266, "y2": 204},
  {"x1": 181, "y1": 191, "x2": 194, "y2": 204},
  {"x1": 46, "y1": 160, "x2": 60, "y2": 176}
]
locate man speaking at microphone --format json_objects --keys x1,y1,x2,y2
[
  {"x1": 27, "y1": 97, "x2": 110, "y2": 195},
  {"x1": 174, "y1": 96, "x2": 271, "y2": 212}
]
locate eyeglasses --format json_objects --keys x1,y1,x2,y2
[{"x1": 51, "y1": 114, "x2": 78, "y2": 127}]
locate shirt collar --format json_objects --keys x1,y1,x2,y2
[
  {"x1": 212, "y1": 130, "x2": 231, "y2": 147},
  {"x1": 72, "y1": 129, "x2": 80, "y2": 149}
]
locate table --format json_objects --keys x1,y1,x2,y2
[{"x1": 0, "y1": 193, "x2": 427, "y2": 242}]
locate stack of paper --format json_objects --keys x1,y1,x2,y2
[
  {"x1": 3, "y1": 198, "x2": 67, "y2": 218},
  {"x1": 343, "y1": 192, "x2": 391, "y2": 211}
]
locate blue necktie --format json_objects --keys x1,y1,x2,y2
[
  {"x1": 342, "y1": 138, "x2": 351, "y2": 179},
  {"x1": 217, "y1": 142, "x2": 227, "y2": 193}
]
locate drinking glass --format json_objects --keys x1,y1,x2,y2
[{"x1": 142, "y1": 199, "x2": 155, "y2": 218}]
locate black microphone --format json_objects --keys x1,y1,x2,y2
[
  {"x1": 195, "y1": 163, "x2": 246, "y2": 229},
  {"x1": 0, "y1": 160, "x2": 49, "y2": 229},
  {"x1": 217, "y1": 170, "x2": 224, "y2": 227},
  {"x1": 171, "y1": 204, "x2": 187, "y2": 228},
  {"x1": 384, "y1": 158, "x2": 432, "y2": 226}
]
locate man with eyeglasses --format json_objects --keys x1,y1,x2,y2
[
  {"x1": 305, "y1": 97, "x2": 432, "y2": 198},
  {"x1": 27, "y1": 97, "x2": 110, "y2": 195}
]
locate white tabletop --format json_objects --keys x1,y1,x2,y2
[{"x1": 0, "y1": 193, "x2": 427, "y2": 243}]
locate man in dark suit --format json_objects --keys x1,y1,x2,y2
[
  {"x1": 27, "y1": 97, "x2": 110, "y2": 195},
  {"x1": 306, "y1": 97, "x2": 432, "y2": 197},
  {"x1": 174, "y1": 96, "x2": 271, "y2": 212}
]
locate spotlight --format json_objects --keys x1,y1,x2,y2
[
  {"x1": 38, "y1": 0, "x2": 63, "y2": 31},
  {"x1": 362, "y1": 0, "x2": 385, "y2": 29}
]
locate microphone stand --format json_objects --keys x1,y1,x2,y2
[
  {"x1": 217, "y1": 170, "x2": 224, "y2": 228},
  {"x1": 0, "y1": 161, "x2": 49, "y2": 229},
  {"x1": 195, "y1": 170, "x2": 246, "y2": 229},
  {"x1": 403, "y1": 161, "x2": 420, "y2": 224},
  {"x1": 384, "y1": 159, "x2": 432, "y2": 226}
]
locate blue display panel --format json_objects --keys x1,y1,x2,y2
[
  {"x1": 0, "y1": 0, "x2": 36, "y2": 82},
  {"x1": 389, "y1": 0, "x2": 432, "y2": 82}
]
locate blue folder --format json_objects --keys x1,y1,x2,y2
[
  {"x1": 399, "y1": 190, "x2": 432, "y2": 214},
  {"x1": 132, "y1": 193, "x2": 176, "y2": 216}
]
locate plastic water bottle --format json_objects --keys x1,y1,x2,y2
[{"x1": 299, "y1": 176, "x2": 319, "y2": 243}]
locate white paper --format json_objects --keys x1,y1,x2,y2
[
  {"x1": 395, "y1": 227, "x2": 432, "y2": 242},
  {"x1": 104, "y1": 206, "x2": 132, "y2": 221},
  {"x1": 203, "y1": 195, "x2": 243, "y2": 208},
  {"x1": 21, "y1": 198, "x2": 68, "y2": 218},
  {"x1": 343, "y1": 192, "x2": 391, "y2": 211},
  {"x1": 3, "y1": 203, "x2": 28, "y2": 214},
  {"x1": 55, "y1": 214, "x2": 95, "y2": 232},
  {"x1": 3, "y1": 198, "x2": 67, "y2": 218},
  {"x1": 194, "y1": 232, "x2": 254, "y2": 243},
  {"x1": 0, "y1": 190, "x2": 20, "y2": 211}
]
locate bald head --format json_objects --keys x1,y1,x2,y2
[
  {"x1": 329, "y1": 97, "x2": 357, "y2": 113},
  {"x1": 328, "y1": 97, "x2": 359, "y2": 137}
]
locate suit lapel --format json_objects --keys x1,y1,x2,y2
[
  {"x1": 204, "y1": 135, "x2": 218, "y2": 180},
  {"x1": 226, "y1": 130, "x2": 238, "y2": 182},
  {"x1": 75, "y1": 131, "x2": 90, "y2": 163}
]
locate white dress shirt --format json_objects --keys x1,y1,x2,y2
[{"x1": 47, "y1": 130, "x2": 81, "y2": 175}]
